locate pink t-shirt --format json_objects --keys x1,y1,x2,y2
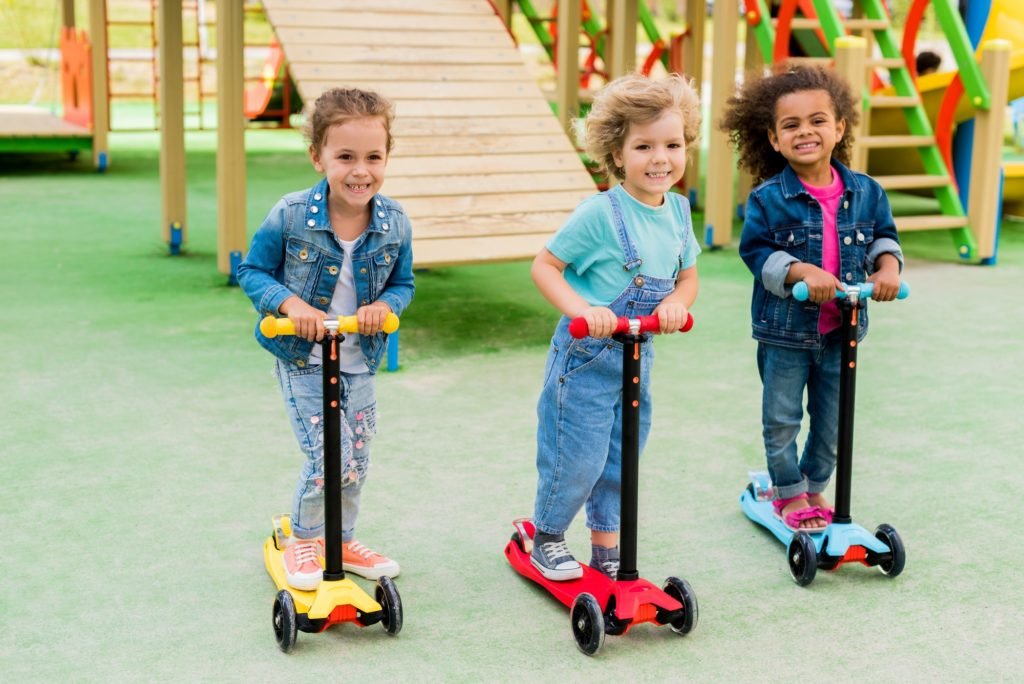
[{"x1": 800, "y1": 170, "x2": 845, "y2": 334}]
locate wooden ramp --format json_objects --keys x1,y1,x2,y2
[
  {"x1": 261, "y1": 0, "x2": 596, "y2": 268},
  {"x1": 0, "y1": 106, "x2": 92, "y2": 156}
]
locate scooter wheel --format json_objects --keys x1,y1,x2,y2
[
  {"x1": 787, "y1": 533, "x2": 818, "y2": 586},
  {"x1": 375, "y1": 576, "x2": 403, "y2": 635},
  {"x1": 272, "y1": 590, "x2": 298, "y2": 653},
  {"x1": 661, "y1": 576, "x2": 698, "y2": 635},
  {"x1": 875, "y1": 524, "x2": 906, "y2": 578},
  {"x1": 570, "y1": 593, "x2": 605, "y2": 656}
]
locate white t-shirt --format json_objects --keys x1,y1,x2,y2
[{"x1": 308, "y1": 237, "x2": 369, "y2": 373}]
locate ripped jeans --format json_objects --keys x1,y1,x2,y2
[{"x1": 274, "y1": 360, "x2": 377, "y2": 542}]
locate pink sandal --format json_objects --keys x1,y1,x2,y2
[{"x1": 772, "y1": 494, "x2": 828, "y2": 533}]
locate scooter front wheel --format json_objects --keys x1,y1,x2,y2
[
  {"x1": 272, "y1": 590, "x2": 298, "y2": 653},
  {"x1": 788, "y1": 533, "x2": 818, "y2": 586},
  {"x1": 661, "y1": 576, "x2": 698, "y2": 635},
  {"x1": 875, "y1": 524, "x2": 906, "y2": 578},
  {"x1": 570, "y1": 593, "x2": 605, "y2": 656},
  {"x1": 376, "y1": 576, "x2": 403, "y2": 635}
]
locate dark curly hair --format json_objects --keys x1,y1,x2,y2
[{"x1": 719, "y1": 64, "x2": 859, "y2": 185}]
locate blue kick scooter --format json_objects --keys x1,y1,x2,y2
[{"x1": 739, "y1": 281, "x2": 909, "y2": 586}]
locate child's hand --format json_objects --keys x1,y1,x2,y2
[
  {"x1": 578, "y1": 306, "x2": 618, "y2": 339},
  {"x1": 797, "y1": 267, "x2": 843, "y2": 304},
  {"x1": 356, "y1": 301, "x2": 393, "y2": 335},
  {"x1": 279, "y1": 296, "x2": 327, "y2": 342},
  {"x1": 866, "y1": 268, "x2": 901, "y2": 301},
  {"x1": 653, "y1": 301, "x2": 690, "y2": 334}
]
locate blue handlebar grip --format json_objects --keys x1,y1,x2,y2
[{"x1": 792, "y1": 281, "x2": 909, "y2": 301}]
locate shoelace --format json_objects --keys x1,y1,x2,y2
[
  {"x1": 290, "y1": 542, "x2": 321, "y2": 567},
  {"x1": 540, "y1": 538, "x2": 573, "y2": 562},
  {"x1": 599, "y1": 559, "x2": 620, "y2": 577},
  {"x1": 346, "y1": 541, "x2": 378, "y2": 561}
]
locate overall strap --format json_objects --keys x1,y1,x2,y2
[{"x1": 606, "y1": 190, "x2": 643, "y2": 273}]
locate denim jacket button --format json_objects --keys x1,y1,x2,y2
[
  {"x1": 846, "y1": 272, "x2": 853, "y2": 281},
  {"x1": 359, "y1": 267, "x2": 367, "y2": 274},
  {"x1": 385, "y1": 254, "x2": 391, "y2": 264},
  {"x1": 299, "y1": 249, "x2": 308, "y2": 260},
  {"x1": 361, "y1": 299, "x2": 368, "y2": 305},
  {"x1": 843, "y1": 200, "x2": 849, "y2": 209},
  {"x1": 328, "y1": 266, "x2": 339, "y2": 275},
  {"x1": 310, "y1": 206, "x2": 319, "y2": 214},
  {"x1": 382, "y1": 223, "x2": 389, "y2": 231},
  {"x1": 314, "y1": 193, "x2": 322, "y2": 201},
  {"x1": 297, "y1": 360, "x2": 306, "y2": 368},
  {"x1": 319, "y1": 296, "x2": 329, "y2": 305},
  {"x1": 857, "y1": 232, "x2": 864, "y2": 242},
  {"x1": 377, "y1": 212, "x2": 385, "y2": 218},
  {"x1": 634, "y1": 276, "x2": 644, "y2": 286},
  {"x1": 843, "y1": 236, "x2": 852, "y2": 245},
  {"x1": 307, "y1": 219, "x2": 315, "y2": 227}
]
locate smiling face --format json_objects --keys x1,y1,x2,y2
[
  {"x1": 612, "y1": 109, "x2": 687, "y2": 207},
  {"x1": 309, "y1": 116, "x2": 389, "y2": 217},
  {"x1": 768, "y1": 89, "x2": 846, "y2": 185}
]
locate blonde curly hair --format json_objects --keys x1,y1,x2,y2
[
  {"x1": 582, "y1": 72, "x2": 702, "y2": 182},
  {"x1": 303, "y1": 87, "x2": 396, "y2": 155}
]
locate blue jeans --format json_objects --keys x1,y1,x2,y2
[
  {"x1": 756, "y1": 339, "x2": 841, "y2": 500},
  {"x1": 274, "y1": 360, "x2": 378, "y2": 541},
  {"x1": 533, "y1": 319, "x2": 655, "y2": 535}
]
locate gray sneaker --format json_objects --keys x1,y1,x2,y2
[
  {"x1": 590, "y1": 544, "x2": 620, "y2": 580},
  {"x1": 590, "y1": 558, "x2": 620, "y2": 580},
  {"x1": 530, "y1": 533, "x2": 583, "y2": 581}
]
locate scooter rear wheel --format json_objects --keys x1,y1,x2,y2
[
  {"x1": 375, "y1": 576, "x2": 403, "y2": 635},
  {"x1": 273, "y1": 590, "x2": 298, "y2": 653},
  {"x1": 788, "y1": 533, "x2": 818, "y2": 586},
  {"x1": 570, "y1": 593, "x2": 605, "y2": 656},
  {"x1": 661, "y1": 576, "x2": 698, "y2": 635}
]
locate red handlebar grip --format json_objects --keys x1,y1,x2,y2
[{"x1": 569, "y1": 312, "x2": 694, "y2": 338}]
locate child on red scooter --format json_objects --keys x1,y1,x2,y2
[
  {"x1": 529, "y1": 73, "x2": 702, "y2": 581},
  {"x1": 720, "y1": 65, "x2": 903, "y2": 533}
]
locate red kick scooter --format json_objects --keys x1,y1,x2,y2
[{"x1": 505, "y1": 314, "x2": 698, "y2": 655}]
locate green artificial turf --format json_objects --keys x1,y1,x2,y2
[{"x1": 2, "y1": 126, "x2": 1024, "y2": 682}]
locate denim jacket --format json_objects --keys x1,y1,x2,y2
[
  {"x1": 738, "y1": 161, "x2": 903, "y2": 349},
  {"x1": 237, "y1": 178, "x2": 415, "y2": 373}
]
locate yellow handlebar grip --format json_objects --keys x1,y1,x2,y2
[{"x1": 259, "y1": 313, "x2": 399, "y2": 338}]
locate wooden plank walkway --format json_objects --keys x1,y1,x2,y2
[
  {"x1": 261, "y1": 0, "x2": 596, "y2": 268},
  {"x1": 0, "y1": 106, "x2": 93, "y2": 154}
]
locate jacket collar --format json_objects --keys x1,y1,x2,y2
[
  {"x1": 303, "y1": 178, "x2": 391, "y2": 234},
  {"x1": 779, "y1": 159, "x2": 862, "y2": 199}
]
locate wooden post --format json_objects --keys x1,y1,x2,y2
[
  {"x1": 703, "y1": 0, "x2": 738, "y2": 247},
  {"x1": 555, "y1": 0, "x2": 580, "y2": 137},
  {"x1": 833, "y1": 36, "x2": 868, "y2": 173},
  {"x1": 682, "y1": 0, "x2": 704, "y2": 207},
  {"x1": 607, "y1": 0, "x2": 638, "y2": 80},
  {"x1": 218, "y1": 0, "x2": 247, "y2": 281},
  {"x1": 87, "y1": 0, "x2": 108, "y2": 170},
  {"x1": 61, "y1": 0, "x2": 74, "y2": 28},
  {"x1": 492, "y1": 0, "x2": 511, "y2": 28},
  {"x1": 159, "y1": 0, "x2": 187, "y2": 253},
  {"x1": 968, "y1": 39, "x2": 1010, "y2": 262},
  {"x1": 736, "y1": 19, "x2": 764, "y2": 215}
]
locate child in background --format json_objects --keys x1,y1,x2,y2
[
  {"x1": 238, "y1": 88, "x2": 414, "y2": 590},
  {"x1": 529, "y1": 73, "x2": 702, "y2": 581},
  {"x1": 720, "y1": 66, "x2": 902, "y2": 532}
]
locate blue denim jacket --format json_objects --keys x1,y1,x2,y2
[
  {"x1": 738, "y1": 161, "x2": 903, "y2": 349},
  {"x1": 237, "y1": 178, "x2": 415, "y2": 373}
]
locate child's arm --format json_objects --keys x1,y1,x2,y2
[
  {"x1": 279, "y1": 296, "x2": 327, "y2": 342},
  {"x1": 785, "y1": 262, "x2": 843, "y2": 304},
  {"x1": 360, "y1": 211, "x2": 415, "y2": 335},
  {"x1": 866, "y1": 253, "x2": 901, "y2": 301},
  {"x1": 863, "y1": 181, "x2": 904, "y2": 302},
  {"x1": 653, "y1": 265, "x2": 697, "y2": 334},
  {"x1": 532, "y1": 248, "x2": 618, "y2": 338}
]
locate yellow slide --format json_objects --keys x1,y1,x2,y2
[{"x1": 868, "y1": 0, "x2": 1024, "y2": 213}]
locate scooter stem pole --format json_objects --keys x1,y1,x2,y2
[
  {"x1": 617, "y1": 333, "x2": 642, "y2": 581},
  {"x1": 322, "y1": 334, "x2": 345, "y2": 580},
  {"x1": 834, "y1": 299, "x2": 858, "y2": 524}
]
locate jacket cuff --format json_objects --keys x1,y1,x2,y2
[
  {"x1": 866, "y1": 238, "x2": 904, "y2": 274},
  {"x1": 259, "y1": 285, "x2": 293, "y2": 317},
  {"x1": 762, "y1": 251, "x2": 800, "y2": 298},
  {"x1": 377, "y1": 292, "x2": 404, "y2": 318}
]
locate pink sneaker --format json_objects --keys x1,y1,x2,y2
[
  {"x1": 342, "y1": 540, "x2": 400, "y2": 580},
  {"x1": 282, "y1": 539, "x2": 323, "y2": 590}
]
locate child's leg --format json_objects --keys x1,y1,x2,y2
[{"x1": 802, "y1": 341, "x2": 842, "y2": 514}]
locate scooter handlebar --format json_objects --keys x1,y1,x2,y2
[
  {"x1": 568, "y1": 312, "x2": 694, "y2": 339},
  {"x1": 259, "y1": 313, "x2": 400, "y2": 339},
  {"x1": 792, "y1": 280, "x2": 910, "y2": 302}
]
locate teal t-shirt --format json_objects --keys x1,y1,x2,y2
[{"x1": 546, "y1": 184, "x2": 701, "y2": 306}]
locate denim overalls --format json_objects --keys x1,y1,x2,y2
[{"x1": 533, "y1": 192, "x2": 684, "y2": 535}]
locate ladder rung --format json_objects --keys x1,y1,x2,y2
[
  {"x1": 772, "y1": 18, "x2": 821, "y2": 30},
  {"x1": 874, "y1": 174, "x2": 952, "y2": 190},
  {"x1": 868, "y1": 95, "x2": 921, "y2": 108},
  {"x1": 844, "y1": 18, "x2": 891, "y2": 31},
  {"x1": 894, "y1": 215, "x2": 969, "y2": 231},
  {"x1": 860, "y1": 134, "x2": 935, "y2": 148},
  {"x1": 785, "y1": 56, "x2": 833, "y2": 67},
  {"x1": 867, "y1": 57, "x2": 907, "y2": 69}
]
